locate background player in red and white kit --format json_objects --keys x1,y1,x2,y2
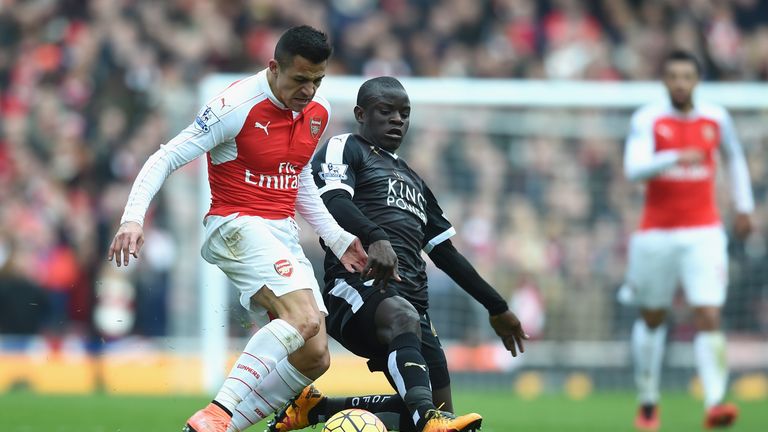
[
  {"x1": 622, "y1": 50, "x2": 753, "y2": 431},
  {"x1": 107, "y1": 26, "x2": 372, "y2": 432}
]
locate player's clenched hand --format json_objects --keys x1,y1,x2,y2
[
  {"x1": 489, "y1": 310, "x2": 529, "y2": 357},
  {"x1": 362, "y1": 239, "x2": 402, "y2": 292},
  {"x1": 340, "y1": 237, "x2": 368, "y2": 273},
  {"x1": 734, "y1": 213, "x2": 752, "y2": 240},
  {"x1": 108, "y1": 221, "x2": 144, "y2": 267}
]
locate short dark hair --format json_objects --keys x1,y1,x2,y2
[
  {"x1": 356, "y1": 76, "x2": 406, "y2": 109},
  {"x1": 663, "y1": 49, "x2": 702, "y2": 75},
  {"x1": 274, "y1": 25, "x2": 332, "y2": 68}
]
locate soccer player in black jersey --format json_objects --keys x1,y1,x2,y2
[{"x1": 268, "y1": 77, "x2": 528, "y2": 432}]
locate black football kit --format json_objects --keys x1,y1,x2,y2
[{"x1": 311, "y1": 133, "x2": 508, "y2": 381}]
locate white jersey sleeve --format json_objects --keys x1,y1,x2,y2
[
  {"x1": 624, "y1": 106, "x2": 680, "y2": 182},
  {"x1": 296, "y1": 163, "x2": 355, "y2": 259},
  {"x1": 120, "y1": 100, "x2": 241, "y2": 226},
  {"x1": 717, "y1": 108, "x2": 754, "y2": 213}
]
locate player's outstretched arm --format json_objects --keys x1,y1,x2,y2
[
  {"x1": 428, "y1": 240, "x2": 529, "y2": 356},
  {"x1": 108, "y1": 135, "x2": 210, "y2": 268},
  {"x1": 107, "y1": 221, "x2": 144, "y2": 267},
  {"x1": 108, "y1": 98, "x2": 234, "y2": 268}
]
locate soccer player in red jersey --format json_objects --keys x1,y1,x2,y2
[
  {"x1": 621, "y1": 50, "x2": 753, "y2": 430},
  {"x1": 107, "y1": 26, "x2": 375, "y2": 432}
]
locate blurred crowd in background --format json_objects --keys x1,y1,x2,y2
[{"x1": 1, "y1": 0, "x2": 767, "y2": 347}]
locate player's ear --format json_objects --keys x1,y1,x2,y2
[
  {"x1": 268, "y1": 59, "x2": 280, "y2": 75},
  {"x1": 353, "y1": 105, "x2": 365, "y2": 124}
]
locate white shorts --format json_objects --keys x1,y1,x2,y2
[
  {"x1": 624, "y1": 226, "x2": 728, "y2": 309},
  {"x1": 201, "y1": 214, "x2": 326, "y2": 324}
]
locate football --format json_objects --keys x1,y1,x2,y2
[{"x1": 322, "y1": 408, "x2": 388, "y2": 432}]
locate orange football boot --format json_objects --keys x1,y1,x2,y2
[
  {"x1": 634, "y1": 404, "x2": 660, "y2": 431},
  {"x1": 184, "y1": 402, "x2": 233, "y2": 432},
  {"x1": 267, "y1": 385, "x2": 326, "y2": 432},
  {"x1": 704, "y1": 403, "x2": 739, "y2": 429},
  {"x1": 421, "y1": 409, "x2": 482, "y2": 432}
]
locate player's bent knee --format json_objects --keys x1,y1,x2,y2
[
  {"x1": 389, "y1": 308, "x2": 420, "y2": 334},
  {"x1": 376, "y1": 298, "x2": 421, "y2": 342},
  {"x1": 282, "y1": 311, "x2": 322, "y2": 341},
  {"x1": 297, "y1": 316, "x2": 322, "y2": 341}
]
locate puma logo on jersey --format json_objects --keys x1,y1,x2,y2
[
  {"x1": 254, "y1": 121, "x2": 270, "y2": 135},
  {"x1": 404, "y1": 362, "x2": 427, "y2": 371}
]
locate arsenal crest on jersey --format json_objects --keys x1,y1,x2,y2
[
  {"x1": 274, "y1": 259, "x2": 293, "y2": 277},
  {"x1": 310, "y1": 117, "x2": 322, "y2": 138}
]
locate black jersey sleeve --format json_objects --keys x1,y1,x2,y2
[
  {"x1": 322, "y1": 189, "x2": 390, "y2": 244},
  {"x1": 428, "y1": 240, "x2": 510, "y2": 315},
  {"x1": 420, "y1": 184, "x2": 456, "y2": 253},
  {"x1": 312, "y1": 133, "x2": 362, "y2": 197}
]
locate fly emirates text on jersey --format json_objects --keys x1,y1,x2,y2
[{"x1": 245, "y1": 162, "x2": 301, "y2": 190}]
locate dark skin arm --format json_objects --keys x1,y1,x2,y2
[
  {"x1": 428, "y1": 240, "x2": 529, "y2": 356},
  {"x1": 734, "y1": 213, "x2": 752, "y2": 240},
  {"x1": 322, "y1": 189, "x2": 401, "y2": 289}
]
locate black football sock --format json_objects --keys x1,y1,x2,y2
[
  {"x1": 387, "y1": 333, "x2": 434, "y2": 430},
  {"x1": 307, "y1": 397, "x2": 328, "y2": 424}
]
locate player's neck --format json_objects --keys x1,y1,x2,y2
[{"x1": 671, "y1": 100, "x2": 694, "y2": 114}]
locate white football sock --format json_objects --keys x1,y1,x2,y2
[
  {"x1": 632, "y1": 319, "x2": 667, "y2": 405},
  {"x1": 694, "y1": 331, "x2": 728, "y2": 408},
  {"x1": 230, "y1": 357, "x2": 313, "y2": 431},
  {"x1": 215, "y1": 319, "x2": 305, "y2": 413}
]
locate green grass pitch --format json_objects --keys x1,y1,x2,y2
[{"x1": 1, "y1": 391, "x2": 764, "y2": 431}]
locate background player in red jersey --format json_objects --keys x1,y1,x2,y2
[
  {"x1": 621, "y1": 50, "x2": 753, "y2": 431},
  {"x1": 107, "y1": 26, "x2": 374, "y2": 432},
  {"x1": 267, "y1": 77, "x2": 528, "y2": 432}
]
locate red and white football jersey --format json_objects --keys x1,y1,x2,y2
[
  {"x1": 121, "y1": 69, "x2": 331, "y2": 225},
  {"x1": 203, "y1": 73, "x2": 330, "y2": 219},
  {"x1": 624, "y1": 101, "x2": 753, "y2": 230}
]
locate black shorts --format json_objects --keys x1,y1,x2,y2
[{"x1": 324, "y1": 278, "x2": 450, "y2": 389}]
